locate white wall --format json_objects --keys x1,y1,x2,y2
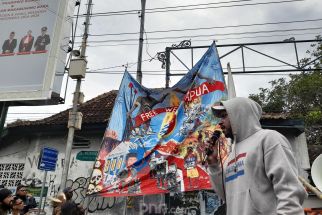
[{"x1": 0, "y1": 132, "x2": 126, "y2": 214}]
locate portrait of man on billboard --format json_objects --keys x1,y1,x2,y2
[
  {"x1": 2, "y1": 31, "x2": 17, "y2": 54},
  {"x1": 19, "y1": 30, "x2": 34, "y2": 52},
  {"x1": 34, "y1": 26, "x2": 50, "y2": 51}
]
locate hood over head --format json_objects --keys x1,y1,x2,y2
[{"x1": 222, "y1": 97, "x2": 262, "y2": 142}]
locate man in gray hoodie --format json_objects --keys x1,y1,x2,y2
[{"x1": 207, "y1": 97, "x2": 307, "y2": 215}]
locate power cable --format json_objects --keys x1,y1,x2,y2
[
  {"x1": 89, "y1": 56, "x2": 158, "y2": 72},
  {"x1": 144, "y1": 30, "x2": 156, "y2": 60},
  {"x1": 63, "y1": 0, "x2": 83, "y2": 103},
  {"x1": 145, "y1": 0, "x2": 305, "y2": 14},
  {"x1": 87, "y1": 65, "x2": 313, "y2": 74},
  {"x1": 88, "y1": 65, "x2": 298, "y2": 73},
  {"x1": 85, "y1": 71, "x2": 299, "y2": 76},
  {"x1": 80, "y1": 18, "x2": 322, "y2": 37},
  {"x1": 33, "y1": 0, "x2": 84, "y2": 33},
  {"x1": 86, "y1": 32, "x2": 321, "y2": 47},
  {"x1": 85, "y1": 0, "x2": 305, "y2": 17},
  {"x1": 81, "y1": 27, "x2": 322, "y2": 43},
  {"x1": 86, "y1": 0, "x2": 256, "y2": 16},
  {"x1": 34, "y1": 1, "x2": 69, "y2": 22}
]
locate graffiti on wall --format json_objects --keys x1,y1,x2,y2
[
  {"x1": 48, "y1": 174, "x2": 57, "y2": 196},
  {"x1": 21, "y1": 172, "x2": 43, "y2": 187},
  {"x1": 66, "y1": 177, "x2": 125, "y2": 213},
  {"x1": 22, "y1": 154, "x2": 79, "y2": 188},
  {"x1": 21, "y1": 153, "x2": 124, "y2": 213}
]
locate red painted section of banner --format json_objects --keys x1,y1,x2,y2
[
  {"x1": 184, "y1": 81, "x2": 225, "y2": 102},
  {"x1": 98, "y1": 155, "x2": 212, "y2": 197},
  {"x1": 134, "y1": 106, "x2": 178, "y2": 127},
  {"x1": 227, "y1": 153, "x2": 247, "y2": 166}
]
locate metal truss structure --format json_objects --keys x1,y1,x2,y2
[{"x1": 157, "y1": 39, "x2": 322, "y2": 88}]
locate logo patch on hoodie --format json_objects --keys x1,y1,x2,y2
[{"x1": 225, "y1": 153, "x2": 246, "y2": 183}]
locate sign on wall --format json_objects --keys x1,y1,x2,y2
[
  {"x1": 76, "y1": 151, "x2": 98, "y2": 161},
  {"x1": 38, "y1": 147, "x2": 58, "y2": 172},
  {"x1": 0, "y1": 0, "x2": 75, "y2": 102},
  {"x1": 27, "y1": 186, "x2": 48, "y2": 197}
]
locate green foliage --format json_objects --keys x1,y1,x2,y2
[
  {"x1": 249, "y1": 78, "x2": 288, "y2": 113},
  {"x1": 249, "y1": 36, "x2": 322, "y2": 146},
  {"x1": 288, "y1": 70, "x2": 322, "y2": 123},
  {"x1": 306, "y1": 110, "x2": 322, "y2": 125}
]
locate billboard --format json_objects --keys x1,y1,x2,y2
[
  {"x1": 88, "y1": 44, "x2": 230, "y2": 197},
  {"x1": 0, "y1": 0, "x2": 75, "y2": 102}
]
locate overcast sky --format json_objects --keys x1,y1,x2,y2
[{"x1": 6, "y1": 0, "x2": 322, "y2": 123}]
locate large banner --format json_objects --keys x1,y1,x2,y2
[
  {"x1": 0, "y1": 0, "x2": 74, "y2": 101},
  {"x1": 88, "y1": 44, "x2": 229, "y2": 197}
]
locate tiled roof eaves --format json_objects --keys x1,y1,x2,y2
[{"x1": 7, "y1": 90, "x2": 117, "y2": 128}]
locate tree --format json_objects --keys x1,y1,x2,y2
[{"x1": 249, "y1": 36, "x2": 322, "y2": 161}]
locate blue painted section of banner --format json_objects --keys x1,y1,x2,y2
[
  {"x1": 89, "y1": 43, "x2": 229, "y2": 197},
  {"x1": 38, "y1": 147, "x2": 58, "y2": 171},
  {"x1": 225, "y1": 170, "x2": 245, "y2": 183}
]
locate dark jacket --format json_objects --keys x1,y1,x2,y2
[
  {"x1": 16, "y1": 195, "x2": 37, "y2": 214},
  {"x1": 61, "y1": 200, "x2": 84, "y2": 215},
  {"x1": 0, "y1": 205, "x2": 9, "y2": 215},
  {"x1": 61, "y1": 200, "x2": 77, "y2": 215},
  {"x1": 19, "y1": 36, "x2": 34, "y2": 52},
  {"x1": 34, "y1": 34, "x2": 50, "y2": 51},
  {"x1": 2, "y1": 39, "x2": 17, "y2": 53}
]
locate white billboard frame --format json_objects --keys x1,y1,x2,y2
[{"x1": 0, "y1": 0, "x2": 75, "y2": 103}]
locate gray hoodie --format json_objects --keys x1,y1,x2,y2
[{"x1": 208, "y1": 97, "x2": 307, "y2": 215}]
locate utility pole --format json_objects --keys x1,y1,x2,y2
[
  {"x1": 136, "y1": 0, "x2": 146, "y2": 84},
  {"x1": 123, "y1": 1, "x2": 146, "y2": 214},
  {"x1": 60, "y1": 0, "x2": 92, "y2": 190},
  {"x1": 0, "y1": 102, "x2": 8, "y2": 137}
]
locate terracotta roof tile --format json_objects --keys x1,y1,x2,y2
[
  {"x1": 8, "y1": 90, "x2": 117, "y2": 128},
  {"x1": 261, "y1": 112, "x2": 289, "y2": 119}
]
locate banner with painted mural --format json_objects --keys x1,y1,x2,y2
[{"x1": 88, "y1": 43, "x2": 229, "y2": 197}]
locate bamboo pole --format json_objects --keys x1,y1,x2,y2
[{"x1": 298, "y1": 176, "x2": 322, "y2": 200}]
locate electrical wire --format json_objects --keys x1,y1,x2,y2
[
  {"x1": 89, "y1": 57, "x2": 159, "y2": 73},
  {"x1": 33, "y1": 0, "x2": 84, "y2": 34},
  {"x1": 86, "y1": 32, "x2": 321, "y2": 47},
  {"x1": 144, "y1": 30, "x2": 157, "y2": 60},
  {"x1": 84, "y1": 0, "x2": 305, "y2": 17},
  {"x1": 87, "y1": 55, "x2": 320, "y2": 75},
  {"x1": 88, "y1": 64, "x2": 298, "y2": 73},
  {"x1": 143, "y1": 0, "x2": 306, "y2": 14},
  {"x1": 85, "y1": 71, "x2": 301, "y2": 76},
  {"x1": 114, "y1": 65, "x2": 310, "y2": 71},
  {"x1": 80, "y1": 18, "x2": 322, "y2": 37},
  {"x1": 34, "y1": 1, "x2": 69, "y2": 22},
  {"x1": 63, "y1": 0, "x2": 83, "y2": 103},
  {"x1": 82, "y1": 27, "x2": 322, "y2": 43},
  {"x1": 85, "y1": 0, "x2": 257, "y2": 16}
]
